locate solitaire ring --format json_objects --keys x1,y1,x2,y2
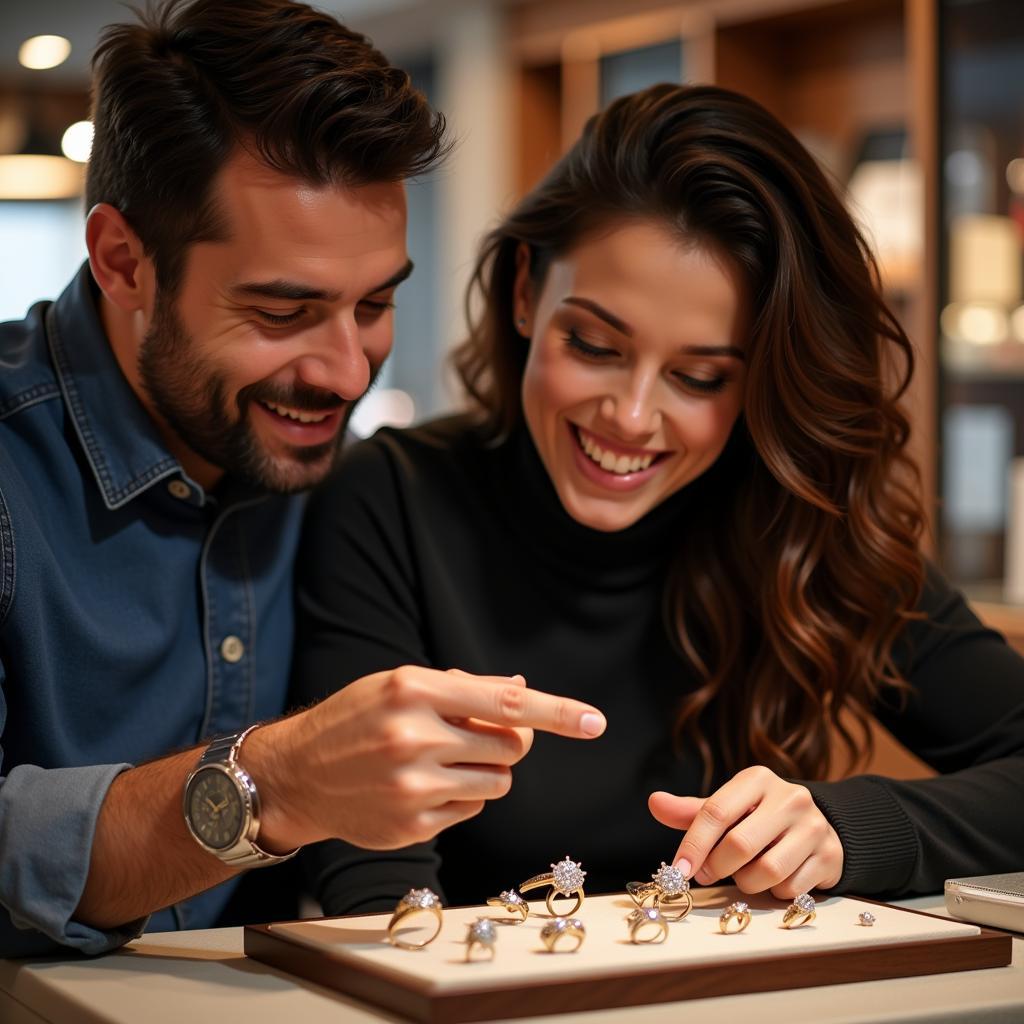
[
  {"x1": 719, "y1": 900, "x2": 751, "y2": 934},
  {"x1": 540, "y1": 916, "x2": 586, "y2": 953},
  {"x1": 627, "y1": 907, "x2": 669, "y2": 944},
  {"x1": 781, "y1": 893, "x2": 816, "y2": 929},
  {"x1": 386, "y1": 888, "x2": 443, "y2": 949},
  {"x1": 486, "y1": 889, "x2": 529, "y2": 922},
  {"x1": 520, "y1": 856, "x2": 586, "y2": 917},
  {"x1": 464, "y1": 918, "x2": 497, "y2": 961}
]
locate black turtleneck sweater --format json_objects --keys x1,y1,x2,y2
[{"x1": 293, "y1": 415, "x2": 1024, "y2": 915}]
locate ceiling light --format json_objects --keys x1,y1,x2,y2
[
  {"x1": 61, "y1": 121, "x2": 93, "y2": 163},
  {"x1": 18, "y1": 35, "x2": 71, "y2": 71}
]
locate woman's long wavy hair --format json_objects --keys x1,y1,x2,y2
[{"x1": 453, "y1": 84, "x2": 926, "y2": 787}]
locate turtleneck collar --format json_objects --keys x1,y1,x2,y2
[{"x1": 491, "y1": 421, "x2": 695, "y2": 589}]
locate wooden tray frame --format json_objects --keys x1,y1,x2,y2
[{"x1": 243, "y1": 899, "x2": 1012, "y2": 1024}]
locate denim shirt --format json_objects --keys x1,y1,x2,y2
[{"x1": 0, "y1": 265, "x2": 305, "y2": 956}]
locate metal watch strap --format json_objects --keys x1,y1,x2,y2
[{"x1": 195, "y1": 725, "x2": 298, "y2": 867}]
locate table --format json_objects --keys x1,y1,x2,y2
[{"x1": 1, "y1": 896, "x2": 1022, "y2": 1024}]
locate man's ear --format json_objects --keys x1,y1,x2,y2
[
  {"x1": 512, "y1": 241, "x2": 535, "y2": 337},
  {"x1": 85, "y1": 203, "x2": 153, "y2": 312}
]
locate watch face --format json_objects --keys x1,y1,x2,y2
[{"x1": 186, "y1": 767, "x2": 246, "y2": 850}]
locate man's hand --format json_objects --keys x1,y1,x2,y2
[
  {"x1": 249, "y1": 666, "x2": 606, "y2": 851},
  {"x1": 648, "y1": 766, "x2": 844, "y2": 900}
]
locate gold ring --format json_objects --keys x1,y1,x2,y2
[
  {"x1": 386, "y1": 888, "x2": 443, "y2": 949},
  {"x1": 781, "y1": 893, "x2": 816, "y2": 929},
  {"x1": 540, "y1": 916, "x2": 585, "y2": 953},
  {"x1": 626, "y1": 880, "x2": 659, "y2": 907},
  {"x1": 650, "y1": 862, "x2": 692, "y2": 922},
  {"x1": 719, "y1": 900, "x2": 751, "y2": 934},
  {"x1": 486, "y1": 889, "x2": 529, "y2": 922},
  {"x1": 520, "y1": 856, "x2": 586, "y2": 917},
  {"x1": 464, "y1": 918, "x2": 497, "y2": 961},
  {"x1": 626, "y1": 907, "x2": 669, "y2": 944}
]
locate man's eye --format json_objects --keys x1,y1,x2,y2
[
  {"x1": 256, "y1": 309, "x2": 304, "y2": 326},
  {"x1": 565, "y1": 330, "x2": 617, "y2": 358},
  {"x1": 358, "y1": 299, "x2": 396, "y2": 314}
]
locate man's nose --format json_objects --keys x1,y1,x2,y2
[{"x1": 294, "y1": 315, "x2": 371, "y2": 401}]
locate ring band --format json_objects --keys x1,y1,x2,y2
[
  {"x1": 654, "y1": 887, "x2": 693, "y2": 922},
  {"x1": 781, "y1": 893, "x2": 816, "y2": 929},
  {"x1": 464, "y1": 918, "x2": 497, "y2": 961},
  {"x1": 520, "y1": 856, "x2": 586, "y2": 917},
  {"x1": 719, "y1": 900, "x2": 752, "y2": 934},
  {"x1": 387, "y1": 888, "x2": 443, "y2": 950},
  {"x1": 540, "y1": 916, "x2": 585, "y2": 953},
  {"x1": 627, "y1": 907, "x2": 669, "y2": 944},
  {"x1": 486, "y1": 889, "x2": 529, "y2": 922}
]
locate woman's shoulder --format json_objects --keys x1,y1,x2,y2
[{"x1": 315, "y1": 412, "x2": 493, "y2": 501}]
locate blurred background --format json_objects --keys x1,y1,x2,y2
[{"x1": 1, "y1": 0, "x2": 1023, "y2": 637}]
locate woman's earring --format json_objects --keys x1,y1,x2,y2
[{"x1": 516, "y1": 317, "x2": 527, "y2": 333}]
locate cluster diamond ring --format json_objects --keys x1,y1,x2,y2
[
  {"x1": 520, "y1": 856, "x2": 587, "y2": 917},
  {"x1": 650, "y1": 862, "x2": 692, "y2": 922},
  {"x1": 719, "y1": 901, "x2": 751, "y2": 934},
  {"x1": 781, "y1": 893, "x2": 816, "y2": 929},
  {"x1": 486, "y1": 889, "x2": 529, "y2": 923},
  {"x1": 626, "y1": 907, "x2": 669, "y2": 944},
  {"x1": 858, "y1": 910, "x2": 876, "y2": 927},
  {"x1": 464, "y1": 918, "x2": 497, "y2": 961},
  {"x1": 386, "y1": 888, "x2": 443, "y2": 949},
  {"x1": 540, "y1": 916, "x2": 586, "y2": 953}
]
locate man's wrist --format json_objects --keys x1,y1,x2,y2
[{"x1": 241, "y1": 714, "x2": 318, "y2": 853}]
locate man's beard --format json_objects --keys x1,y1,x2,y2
[{"x1": 138, "y1": 292, "x2": 356, "y2": 494}]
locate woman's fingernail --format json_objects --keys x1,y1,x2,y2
[
  {"x1": 509, "y1": 674, "x2": 526, "y2": 684},
  {"x1": 674, "y1": 857, "x2": 692, "y2": 878},
  {"x1": 580, "y1": 712, "x2": 606, "y2": 737}
]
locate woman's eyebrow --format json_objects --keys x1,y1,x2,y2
[{"x1": 562, "y1": 296, "x2": 744, "y2": 360}]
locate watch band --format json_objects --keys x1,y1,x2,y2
[{"x1": 187, "y1": 725, "x2": 299, "y2": 868}]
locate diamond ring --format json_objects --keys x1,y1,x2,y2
[
  {"x1": 719, "y1": 900, "x2": 751, "y2": 934},
  {"x1": 858, "y1": 910, "x2": 876, "y2": 927},
  {"x1": 520, "y1": 856, "x2": 587, "y2": 917},
  {"x1": 627, "y1": 862, "x2": 692, "y2": 921},
  {"x1": 486, "y1": 889, "x2": 529, "y2": 923},
  {"x1": 464, "y1": 918, "x2": 497, "y2": 961},
  {"x1": 386, "y1": 888, "x2": 443, "y2": 950},
  {"x1": 540, "y1": 916, "x2": 585, "y2": 953},
  {"x1": 781, "y1": 893, "x2": 816, "y2": 929},
  {"x1": 626, "y1": 907, "x2": 669, "y2": 944}
]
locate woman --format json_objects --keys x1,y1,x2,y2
[{"x1": 294, "y1": 84, "x2": 1024, "y2": 915}]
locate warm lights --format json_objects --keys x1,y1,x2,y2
[
  {"x1": 0, "y1": 155, "x2": 84, "y2": 200},
  {"x1": 61, "y1": 121, "x2": 94, "y2": 163},
  {"x1": 17, "y1": 35, "x2": 71, "y2": 71}
]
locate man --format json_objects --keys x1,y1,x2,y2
[{"x1": 0, "y1": 0, "x2": 606, "y2": 957}]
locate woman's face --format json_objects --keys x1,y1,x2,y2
[{"x1": 516, "y1": 219, "x2": 747, "y2": 532}]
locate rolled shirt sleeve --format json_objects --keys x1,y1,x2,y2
[{"x1": 0, "y1": 762, "x2": 148, "y2": 956}]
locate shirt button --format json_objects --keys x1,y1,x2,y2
[
  {"x1": 220, "y1": 635, "x2": 245, "y2": 663},
  {"x1": 167, "y1": 480, "x2": 192, "y2": 500}
]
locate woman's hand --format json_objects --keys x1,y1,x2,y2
[{"x1": 648, "y1": 766, "x2": 844, "y2": 899}]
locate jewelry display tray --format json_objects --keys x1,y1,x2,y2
[{"x1": 243, "y1": 889, "x2": 1012, "y2": 1024}]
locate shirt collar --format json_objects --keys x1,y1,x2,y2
[{"x1": 46, "y1": 263, "x2": 188, "y2": 510}]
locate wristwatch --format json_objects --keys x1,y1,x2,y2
[{"x1": 183, "y1": 725, "x2": 298, "y2": 867}]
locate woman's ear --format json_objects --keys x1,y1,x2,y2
[{"x1": 512, "y1": 242, "x2": 534, "y2": 337}]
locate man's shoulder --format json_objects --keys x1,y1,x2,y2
[{"x1": 0, "y1": 300, "x2": 62, "y2": 422}]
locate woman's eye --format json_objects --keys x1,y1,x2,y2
[
  {"x1": 257, "y1": 308, "x2": 304, "y2": 326},
  {"x1": 677, "y1": 373, "x2": 727, "y2": 395},
  {"x1": 566, "y1": 330, "x2": 617, "y2": 359}
]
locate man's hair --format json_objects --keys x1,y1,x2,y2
[{"x1": 86, "y1": 0, "x2": 448, "y2": 290}]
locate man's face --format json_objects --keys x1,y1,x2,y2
[{"x1": 139, "y1": 151, "x2": 410, "y2": 493}]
